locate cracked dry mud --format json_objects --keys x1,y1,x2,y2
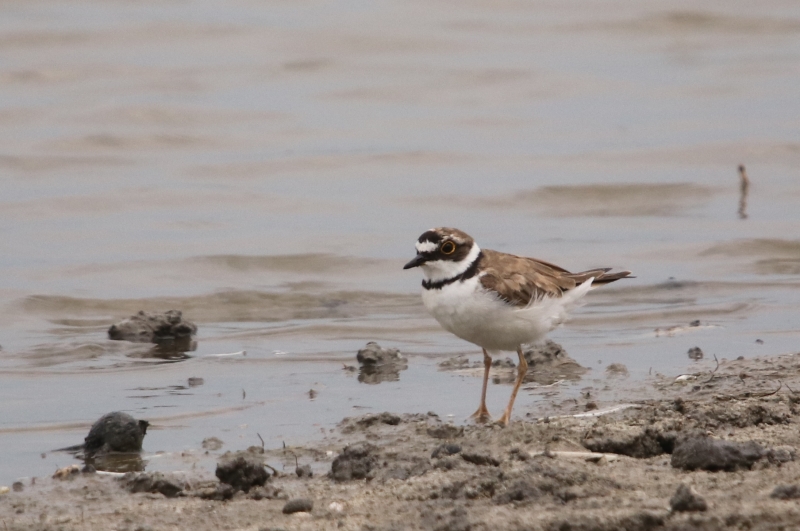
[{"x1": 5, "y1": 352, "x2": 800, "y2": 530}]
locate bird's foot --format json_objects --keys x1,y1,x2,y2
[
  {"x1": 470, "y1": 406, "x2": 492, "y2": 424},
  {"x1": 496, "y1": 410, "x2": 512, "y2": 427}
]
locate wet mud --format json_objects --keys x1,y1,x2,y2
[{"x1": 5, "y1": 351, "x2": 800, "y2": 530}]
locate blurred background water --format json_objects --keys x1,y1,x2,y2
[{"x1": 1, "y1": 0, "x2": 799, "y2": 484}]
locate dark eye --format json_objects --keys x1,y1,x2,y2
[{"x1": 441, "y1": 241, "x2": 456, "y2": 255}]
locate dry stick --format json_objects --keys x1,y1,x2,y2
[
  {"x1": 785, "y1": 382, "x2": 798, "y2": 395},
  {"x1": 701, "y1": 354, "x2": 720, "y2": 384},
  {"x1": 738, "y1": 164, "x2": 750, "y2": 220},
  {"x1": 257, "y1": 433, "x2": 265, "y2": 449}
]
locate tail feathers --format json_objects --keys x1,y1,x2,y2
[{"x1": 568, "y1": 269, "x2": 633, "y2": 286}]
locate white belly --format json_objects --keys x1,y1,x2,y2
[{"x1": 421, "y1": 276, "x2": 592, "y2": 352}]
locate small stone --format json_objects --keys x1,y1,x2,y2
[
  {"x1": 188, "y1": 377, "x2": 204, "y2": 387},
  {"x1": 296, "y1": 464, "x2": 313, "y2": 478},
  {"x1": 12, "y1": 481, "x2": 23, "y2": 492},
  {"x1": 328, "y1": 501, "x2": 345, "y2": 512},
  {"x1": 670, "y1": 484, "x2": 707, "y2": 512},
  {"x1": 282, "y1": 498, "x2": 313, "y2": 514}
]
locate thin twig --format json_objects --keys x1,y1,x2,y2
[
  {"x1": 257, "y1": 433, "x2": 265, "y2": 449},
  {"x1": 702, "y1": 354, "x2": 720, "y2": 384}
]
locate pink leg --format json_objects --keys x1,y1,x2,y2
[
  {"x1": 470, "y1": 349, "x2": 492, "y2": 423},
  {"x1": 497, "y1": 347, "x2": 528, "y2": 426}
]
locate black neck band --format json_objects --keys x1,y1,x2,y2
[{"x1": 422, "y1": 251, "x2": 483, "y2": 290}]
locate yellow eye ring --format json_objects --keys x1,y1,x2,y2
[{"x1": 441, "y1": 241, "x2": 456, "y2": 255}]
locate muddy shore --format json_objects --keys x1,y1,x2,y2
[{"x1": 4, "y1": 351, "x2": 800, "y2": 531}]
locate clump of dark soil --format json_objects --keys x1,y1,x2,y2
[
  {"x1": 56, "y1": 411, "x2": 149, "y2": 464},
  {"x1": 282, "y1": 498, "x2": 313, "y2": 514},
  {"x1": 431, "y1": 443, "x2": 462, "y2": 458},
  {"x1": 523, "y1": 340, "x2": 588, "y2": 384},
  {"x1": 215, "y1": 454, "x2": 270, "y2": 492},
  {"x1": 355, "y1": 342, "x2": 408, "y2": 384},
  {"x1": 670, "y1": 483, "x2": 707, "y2": 512},
  {"x1": 108, "y1": 310, "x2": 196, "y2": 353},
  {"x1": 437, "y1": 341, "x2": 586, "y2": 385},
  {"x1": 582, "y1": 422, "x2": 677, "y2": 458},
  {"x1": 329, "y1": 442, "x2": 378, "y2": 481},
  {"x1": 770, "y1": 484, "x2": 800, "y2": 500},
  {"x1": 85, "y1": 411, "x2": 149, "y2": 455},
  {"x1": 671, "y1": 435, "x2": 765, "y2": 471},
  {"x1": 122, "y1": 471, "x2": 183, "y2": 498}
]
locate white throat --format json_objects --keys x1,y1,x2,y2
[{"x1": 420, "y1": 243, "x2": 481, "y2": 283}]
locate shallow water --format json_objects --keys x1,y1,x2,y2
[{"x1": 1, "y1": 0, "x2": 800, "y2": 484}]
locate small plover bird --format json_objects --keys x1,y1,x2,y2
[{"x1": 404, "y1": 227, "x2": 631, "y2": 425}]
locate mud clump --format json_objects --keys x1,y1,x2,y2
[
  {"x1": 426, "y1": 423, "x2": 464, "y2": 440},
  {"x1": 122, "y1": 472, "x2": 183, "y2": 498},
  {"x1": 523, "y1": 340, "x2": 587, "y2": 384},
  {"x1": 544, "y1": 511, "x2": 665, "y2": 531},
  {"x1": 770, "y1": 485, "x2": 800, "y2": 500},
  {"x1": 356, "y1": 342, "x2": 408, "y2": 384},
  {"x1": 431, "y1": 443, "x2": 462, "y2": 458},
  {"x1": 282, "y1": 498, "x2": 313, "y2": 514},
  {"x1": 108, "y1": 310, "x2": 196, "y2": 352},
  {"x1": 202, "y1": 437, "x2": 224, "y2": 451},
  {"x1": 671, "y1": 435, "x2": 764, "y2": 471},
  {"x1": 582, "y1": 424, "x2": 676, "y2": 458},
  {"x1": 461, "y1": 451, "x2": 500, "y2": 467},
  {"x1": 339, "y1": 412, "x2": 403, "y2": 434},
  {"x1": 605, "y1": 363, "x2": 629, "y2": 377},
  {"x1": 63, "y1": 411, "x2": 150, "y2": 458},
  {"x1": 692, "y1": 402, "x2": 791, "y2": 429},
  {"x1": 215, "y1": 455, "x2": 270, "y2": 492},
  {"x1": 669, "y1": 483, "x2": 707, "y2": 512},
  {"x1": 329, "y1": 442, "x2": 378, "y2": 482}
]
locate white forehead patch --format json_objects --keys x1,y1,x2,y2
[{"x1": 415, "y1": 240, "x2": 437, "y2": 253}]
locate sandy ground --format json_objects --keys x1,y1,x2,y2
[{"x1": 4, "y1": 351, "x2": 800, "y2": 531}]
